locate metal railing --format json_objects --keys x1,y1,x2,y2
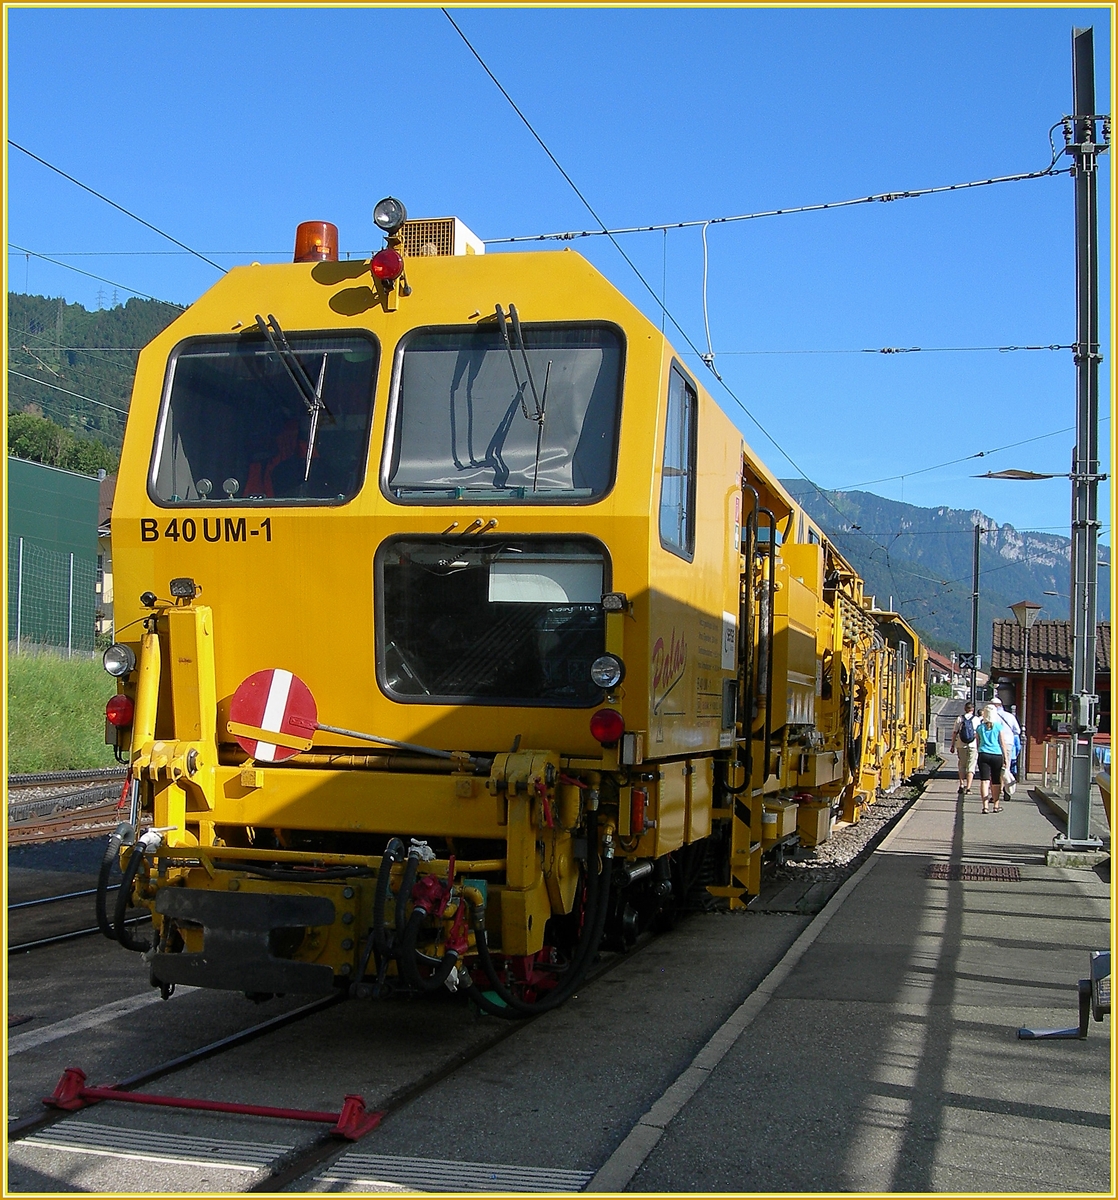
[{"x1": 1042, "y1": 735, "x2": 1112, "y2": 795}]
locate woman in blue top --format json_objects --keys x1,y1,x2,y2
[{"x1": 975, "y1": 703, "x2": 1013, "y2": 814}]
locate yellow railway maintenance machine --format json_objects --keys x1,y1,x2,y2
[{"x1": 100, "y1": 202, "x2": 927, "y2": 1013}]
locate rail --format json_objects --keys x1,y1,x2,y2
[{"x1": 9, "y1": 767, "x2": 128, "y2": 789}]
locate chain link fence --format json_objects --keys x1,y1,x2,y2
[{"x1": 8, "y1": 536, "x2": 97, "y2": 655}]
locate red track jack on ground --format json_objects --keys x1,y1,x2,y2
[{"x1": 44, "y1": 1067, "x2": 383, "y2": 1140}]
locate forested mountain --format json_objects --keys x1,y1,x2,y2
[
  {"x1": 7, "y1": 292, "x2": 181, "y2": 464},
  {"x1": 783, "y1": 480, "x2": 1111, "y2": 659}
]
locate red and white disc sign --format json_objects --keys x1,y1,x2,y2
[{"x1": 228, "y1": 669, "x2": 318, "y2": 762}]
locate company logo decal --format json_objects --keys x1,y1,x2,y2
[{"x1": 652, "y1": 629, "x2": 687, "y2": 713}]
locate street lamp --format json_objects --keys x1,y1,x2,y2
[{"x1": 1010, "y1": 600, "x2": 1043, "y2": 779}]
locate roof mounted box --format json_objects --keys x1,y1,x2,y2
[{"x1": 400, "y1": 217, "x2": 484, "y2": 257}]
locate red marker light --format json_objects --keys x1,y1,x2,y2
[
  {"x1": 106, "y1": 694, "x2": 135, "y2": 728},
  {"x1": 589, "y1": 708, "x2": 624, "y2": 746},
  {"x1": 371, "y1": 248, "x2": 405, "y2": 281}
]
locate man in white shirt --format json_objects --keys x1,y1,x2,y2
[{"x1": 991, "y1": 696, "x2": 1022, "y2": 794}]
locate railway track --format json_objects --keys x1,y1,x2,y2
[
  {"x1": 9, "y1": 768, "x2": 128, "y2": 791},
  {"x1": 8, "y1": 927, "x2": 651, "y2": 1191},
  {"x1": 7, "y1": 995, "x2": 346, "y2": 1142},
  {"x1": 8, "y1": 799, "x2": 126, "y2": 845},
  {"x1": 7, "y1": 877, "x2": 151, "y2": 954}
]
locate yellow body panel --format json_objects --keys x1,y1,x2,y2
[{"x1": 106, "y1": 243, "x2": 928, "y2": 988}]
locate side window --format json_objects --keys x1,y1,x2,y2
[{"x1": 659, "y1": 365, "x2": 697, "y2": 559}]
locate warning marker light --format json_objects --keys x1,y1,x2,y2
[{"x1": 294, "y1": 220, "x2": 339, "y2": 263}]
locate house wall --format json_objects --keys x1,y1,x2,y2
[{"x1": 997, "y1": 672, "x2": 1111, "y2": 774}]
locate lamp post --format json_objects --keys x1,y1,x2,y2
[{"x1": 1009, "y1": 600, "x2": 1043, "y2": 779}]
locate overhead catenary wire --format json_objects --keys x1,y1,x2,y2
[
  {"x1": 440, "y1": 10, "x2": 720, "y2": 377},
  {"x1": 440, "y1": 12, "x2": 1096, "y2": 562},
  {"x1": 9, "y1": 141, "x2": 225, "y2": 273},
  {"x1": 484, "y1": 158, "x2": 1071, "y2": 244},
  {"x1": 834, "y1": 423, "x2": 1108, "y2": 491},
  {"x1": 9, "y1": 244, "x2": 185, "y2": 308},
  {"x1": 11, "y1": 325, "x2": 147, "y2": 396},
  {"x1": 7, "y1": 249, "x2": 288, "y2": 257},
  {"x1": 699, "y1": 223, "x2": 719, "y2": 378},
  {"x1": 8, "y1": 369, "x2": 129, "y2": 414},
  {"x1": 440, "y1": 9, "x2": 867, "y2": 542},
  {"x1": 681, "y1": 343, "x2": 1075, "y2": 356}
]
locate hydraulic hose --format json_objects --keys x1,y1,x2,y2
[
  {"x1": 96, "y1": 822, "x2": 134, "y2": 939},
  {"x1": 465, "y1": 813, "x2": 614, "y2": 1019},
  {"x1": 396, "y1": 849, "x2": 422, "y2": 940},
  {"x1": 354, "y1": 837, "x2": 405, "y2": 993},
  {"x1": 397, "y1": 907, "x2": 460, "y2": 994},
  {"x1": 470, "y1": 854, "x2": 613, "y2": 1019},
  {"x1": 113, "y1": 842, "x2": 152, "y2": 953}
]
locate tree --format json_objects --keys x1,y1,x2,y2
[{"x1": 7, "y1": 410, "x2": 117, "y2": 475}]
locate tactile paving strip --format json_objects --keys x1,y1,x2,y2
[
  {"x1": 317, "y1": 1153, "x2": 593, "y2": 1192},
  {"x1": 23, "y1": 1122, "x2": 292, "y2": 1171},
  {"x1": 925, "y1": 862, "x2": 1022, "y2": 882}
]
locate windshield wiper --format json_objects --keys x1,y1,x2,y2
[
  {"x1": 508, "y1": 305, "x2": 543, "y2": 421},
  {"x1": 303, "y1": 355, "x2": 328, "y2": 482},
  {"x1": 495, "y1": 304, "x2": 551, "y2": 491},
  {"x1": 532, "y1": 359, "x2": 552, "y2": 492},
  {"x1": 255, "y1": 313, "x2": 334, "y2": 482},
  {"x1": 495, "y1": 304, "x2": 531, "y2": 420}
]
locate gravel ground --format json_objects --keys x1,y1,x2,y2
[{"x1": 765, "y1": 757, "x2": 941, "y2": 890}]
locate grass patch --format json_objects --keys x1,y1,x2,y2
[{"x1": 7, "y1": 647, "x2": 118, "y2": 773}]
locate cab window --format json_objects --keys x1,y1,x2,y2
[
  {"x1": 377, "y1": 536, "x2": 609, "y2": 706},
  {"x1": 385, "y1": 323, "x2": 623, "y2": 503},
  {"x1": 659, "y1": 364, "x2": 697, "y2": 560},
  {"x1": 150, "y1": 332, "x2": 377, "y2": 505}
]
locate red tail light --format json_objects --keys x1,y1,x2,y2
[
  {"x1": 294, "y1": 220, "x2": 338, "y2": 263},
  {"x1": 371, "y1": 248, "x2": 405, "y2": 281},
  {"x1": 589, "y1": 708, "x2": 624, "y2": 746},
  {"x1": 106, "y1": 694, "x2": 134, "y2": 728}
]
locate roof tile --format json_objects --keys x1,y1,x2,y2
[{"x1": 990, "y1": 619, "x2": 1110, "y2": 674}]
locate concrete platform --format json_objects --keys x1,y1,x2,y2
[{"x1": 604, "y1": 763, "x2": 1112, "y2": 1193}]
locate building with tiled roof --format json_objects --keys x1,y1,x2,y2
[{"x1": 990, "y1": 619, "x2": 1111, "y2": 774}]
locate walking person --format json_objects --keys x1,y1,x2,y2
[
  {"x1": 975, "y1": 702, "x2": 1013, "y2": 814},
  {"x1": 992, "y1": 697, "x2": 1022, "y2": 795},
  {"x1": 950, "y1": 701, "x2": 979, "y2": 795}
]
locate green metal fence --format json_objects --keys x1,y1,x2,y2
[{"x1": 8, "y1": 535, "x2": 97, "y2": 654}]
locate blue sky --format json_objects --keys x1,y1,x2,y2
[{"x1": 5, "y1": 6, "x2": 1111, "y2": 539}]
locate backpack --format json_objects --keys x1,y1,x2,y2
[{"x1": 958, "y1": 715, "x2": 976, "y2": 744}]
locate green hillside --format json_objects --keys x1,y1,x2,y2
[
  {"x1": 7, "y1": 292, "x2": 181, "y2": 462},
  {"x1": 783, "y1": 480, "x2": 1111, "y2": 659}
]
